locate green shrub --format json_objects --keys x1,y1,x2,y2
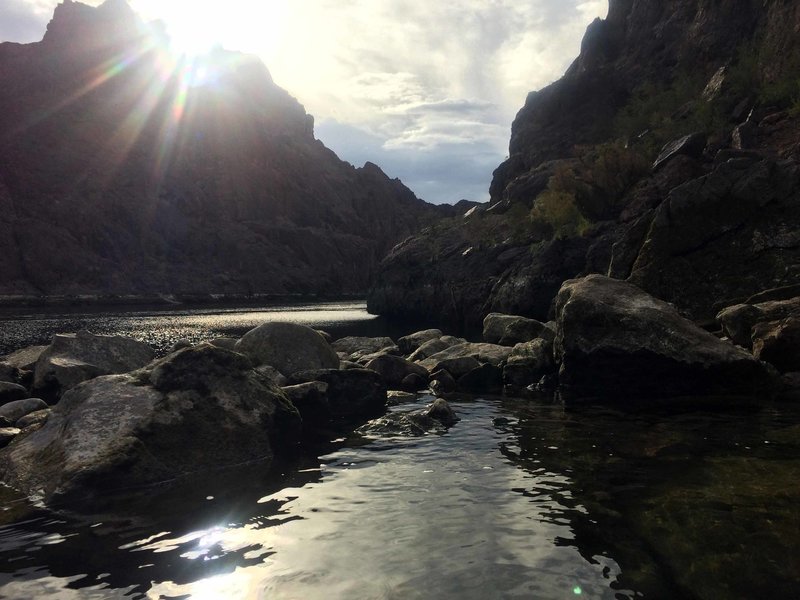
[{"x1": 529, "y1": 189, "x2": 589, "y2": 240}]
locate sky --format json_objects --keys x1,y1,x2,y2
[{"x1": 0, "y1": 0, "x2": 608, "y2": 204}]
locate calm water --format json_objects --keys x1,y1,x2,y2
[
  {"x1": 1, "y1": 306, "x2": 799, "y2": 598},
  {"x1": 0, "y1": 301, "x2": 420, "y2": 356}
]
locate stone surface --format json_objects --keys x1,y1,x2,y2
[
  {"x1": 1, "y1": 346, "x2": 48, "y2": 372},
  {"x1": 717, "y1": 297, "x2": 800, "y2": 349},
  {"x1": 397, "y1": 330, "x2": 443, "y2": 355},
  {"x1": 364, "y1": 355, "x2": 428, "y2": 389},
  {"x1": 331, "y1": 337, "x2": 398, "y2": 360},
  {"x1": 555, "y1": 275, "x2": 773, "y2": 400},
  {"x1": 482, "y1": 313, "x2": 554, "y2": 346},
  {"x1": 652, "y1": 133, "x2": 707, "y2": 172},
  {"x1": 235, "y1": 322, "x2": 339, "y2": 376},
  {"x1": 457, "y1": 363, "x2": 503, "y2": 393},
  {"x1": 0, "y1": 428, "x2": 20, "y2": 448},
  {"x1": 209, "y1": 337, "x2": 239, "y2": 351},
  {"x1": 419, "y1": 343, "x2": 513, "y2": 371},
  {"x1": 33, "y1": 331, "x2": 155, "y2": 401},
  {"x1": 503, "y1": 339, "x2": 557, "y2": 389},
  {"x1": 15, "y1": 409, "x2": 50, "y2": 430},
  {"x1": 407, "y1": 337, "x2": 464, "y2": 362},
  {"x1": 286, "y1": 368, "x2": 386, "y2": 422},
  {"x1": 281, "y1": 381, "x2": 329, "y2": 425},
  {"x1": 0, "y1": 382, "x2": 28, "y2": 405},
  {"x1": 358, "y1": 398, "x2": 459, "y2": 436},
  {"x1": 0, "y1": 343, "x2": 301, "y2": 507},
  {"x1": 0, "y1": 398, "x2": 48, "y2": 424}
]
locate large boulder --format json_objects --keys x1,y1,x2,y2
[
  {"x1": 555, "y1": 275, "x2": 773, "y2": 400},
  {"x1": 0, "y1": 382, "x2": 28, "y2": 405},
  {"x1": 364, "y1": 355, "x2": 429, "y2": 389},
  {"x1": 482, "y1": 313, "x2": 554, "y2": 346},
  {"x1": 407, "y1": 336, "x2": 465, "y2": 361},
  {"x1": 418, "y1": 342, "x2": 513, "y2": 371},
  {"x1": 0, "y1": 398, "x2": 48, "y2": 425},
  {"x1": 502, "y1": 339, "x2": 556, "y2": 389},
  {"x1": 33, "y1": 331, "x2": 155, "y2": 401},
  {"x1": 397, "y1": 329, "x2": 442, "y2": 355},
  {"x1": 234, "y1": 322, "x2": 339, "y2": 376},
  {"x1": 0, "y1": 344, "x2": 301, "y2": 507},
  {"x1": 2, "y1": 345, "x2": 48, "y2": 372}
]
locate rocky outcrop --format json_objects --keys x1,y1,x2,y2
[
  {"x1": 717, "y1": 296, "x2": 800, "y2": 348},
  {"x1": 368, "y1": 0, "x2": 800, "y2": 329},
  {"x1": 0, "y1": 0, "x2": 445, "y2": 300},
  {"x1": 554, "y1": 275, "x2": 773, "y2": 400},
  {"x1": 33, "y1": 330, "x2": 155, "y2": 401},
  {"x1": 0, "y1": 343, "x2": 301, "y2": 507}
]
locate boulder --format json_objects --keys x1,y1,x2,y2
[
  {"x1": 281, "y1": 381, "x2": 329, "y2": 425},
  {"x1": 0, "y1": 398, "x2": 48, "y2": 424},
  {"x1": 331, "y1": 336, "x2": 398, "y2": 360},
  {"x1": 457, "y1": 363, "x2": 503, "y2": 393},
  {"x1": 652, "y1": 132, "x2": 707, "y2": 172},
  {"x1": 400, "y1": 373, "x2": 428, "y2": 392},
  {"x1": 33, "y1": 331, "x2": 155, "y2": 401},
  {"x1": 397, "y1": 329, "x2": 443, "y2": 355},
  {"x1": 168, "y1": 339, "x2": 193, "y2": 353},
  {"x1": 209, "y1": 337, "x2": 239, "y2": 351},
  {"x1": 421, "y1": 356, "x2": 482, "y2": 379},
  {"x1": 482, "y1": 313, "x2": 555, "y2": 346},
  {"x1": 429, "y1": 369, "x2": 457, "y2": 395},
  {"x1": 0, "y1": 382, "x2": 28, "y2": 405},
  {"x1": 254, "y1": 365, "x2": 288, "y2": 387},
  {"x1": 234, "y1": 322, "x2": 339, "y2": 376},
  {"x1": 0, "y1": 363, "x2": 17, "y2": 384},
  {"x1": 408, "y1": 336, "x2": 464, "y2": 361},
  {"x1": 419, "y1": 342, "x2": 513, "y2": 372},
  {"x1": 717, "y1": 297, "x2": 800, "y2": 349},
  {"x1": 752, "y1": 318, "x2": 800, "y2": 373},
  {"x1": 364, "y1": 355, "x2": 429, "y2": 389},
  {"x1": 555, "y1": 275, "x2": 773, "y2": 400},
  {"x1": 2, "y1": 345, "x2": 47, "y2": 372},
  {"x1": 286, "y1": 368, "x2": 386, "y2": 422},
  {"x1": 503, "y1": 340, "x2": 556, "y2": 389},
  {"x1": 0, "y1": 343, "x2": 302, "y2": 507}
]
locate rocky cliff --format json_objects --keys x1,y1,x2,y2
[
  {"x1": 368, "y1": 0, "x2": 800, "y2": 328},
  {"x1": 0, "y1": 0, "x2": 445, "y2": 300}
]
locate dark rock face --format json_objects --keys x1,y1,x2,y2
[
  {"x1": 0, "y1": 1, "x2": 444, "y2": 299},
  {"x1": 0, "y1": 343, "x2": 301, "y2": 507},
  {"x1": 33, "y1": 331, "x2": 155, "y2": 401},
  {"x1": 752, "y1": 317, "x2": 800, "y2": 373},
  {"x1": 234, "y1": 322, "x2": 339, "y2": 376},
  {"x1": 368, "y1": 0, "x2": 800, "y2": 329},
  {"x1": 555, "y1": 275, "x2": 773, "y2": 400},
  {"x1": 0, "y1": 382, "x2": 28, "y2": 405},
  {"x1": 717, "y1": 296, "x2": 800, "y2": 348}
]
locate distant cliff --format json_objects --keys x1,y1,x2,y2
[
  {"x1": 0, "y1": 0, "x2": 447, "y2": 300},
  {"x1": 369, "y1": 0, "x2": 800, "y2": 327}
]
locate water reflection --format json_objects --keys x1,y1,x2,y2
[{"x1": 1, "y1": 396, "x2": 799, "y2": 599}]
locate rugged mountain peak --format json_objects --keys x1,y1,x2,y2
[{"x1": 43, "y1": 0, "x2": 142, "y2": 48}]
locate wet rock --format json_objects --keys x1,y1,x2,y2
[
  {"x1": 358, "y1": 398, "x2": 459, "y2": 436},
  {"x1": 235, "y1": 322, "x2": 339, "y2": 376},
  {"x1": 397, "y1": 329, "x2": 442, "y2": 355},
  {"x1": 15, "y1": 409, "x2": 50, "y2": 430},
  {"x1": 364, "y1": 355, "x2": 428, "y2": 389},
  {"x1": 458, "y1": 363, "x2": 503, "y2": 393},
  {"x1": 387, "y1": 390, "x2": 416, "y2": 405},
  {"x1": 0, "y1": 398, "x2": 48, "y2": 424},
  {"x1": 1, "y1": 343, "x2": 301, "y2": 507},
  {"x1": 502, "y1": 339, "x2": 556, "y2": 390},
  {"x1": 286, "y1": 368, "x2": 386, "y2": 422},
  {"x1": 555, "y1": 275, "x2": 773, "y2": 400},
  {"x1": 0, "y1": 382, "x2": 28, "y2": 405},
  {"x1": 0, "y1": 428, "x2": 20, "y2": 448},
  {"x1": 400, "y1": 373, "x2": 428, "y2": 392},
  {"x1": 752, "y1": 317, "x2": 800, "y2": 373},
  {"x1": 652, "y1": 132, "x2": 707, "y2": 172},
  {"x1": 482, "y1": 313, "x2": 554, "y2": 346},
  {"x1": 33, "y1": 331, "x2": 155, "y2": 402},
  {"x1": 429, "y1": 369, "x2": 457, "y2": 394}
]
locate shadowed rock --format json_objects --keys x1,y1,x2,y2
[{"x1": 235, "y1": 322, "x2": 339, "y2": 376}]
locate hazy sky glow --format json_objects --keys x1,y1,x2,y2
[{"x1": 1, "y1": 0, "x2": 607, "y2": 203}]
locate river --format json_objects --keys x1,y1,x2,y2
[{"x1": 0, "y1": 304, "x2": 799, "y2": 598}]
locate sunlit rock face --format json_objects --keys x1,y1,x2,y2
[{"x1": 0, "y1": 0, "x2": 444, "y2": 298}]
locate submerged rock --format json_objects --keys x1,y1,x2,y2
[
  {"x1": 33, "y1": 331, "x2": 155, "y2": 401},
  {"x1": 358, "y1": 398, "x2": 459, "y2": 436},
  {"x1": 555, "y1": 275, "x2": 773, "y2": 400},
  {"x1": 234, "y1": 322, "x2": 339, "y2": 376},
  {"x1": 0, "y1": 343, "x2": 301, "y2": 508}
]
